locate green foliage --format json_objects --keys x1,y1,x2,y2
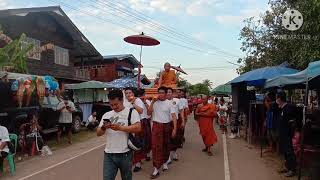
[
  {"x1": 188, "y1": 83, "x2": 211, "y2": 96},
  {"x1": 238, "y1": 0, "x2": 320, "y2": 74},
  {"x1": 0, "y1": 26, "x2": 32, "y2": 73}
]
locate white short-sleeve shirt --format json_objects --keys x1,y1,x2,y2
[
  {"x1": 57, "y1": 101, "x2": 75, "y2": 124},
  {"x1": 180, "y1": 98, "x2": 188, "y2": 109},
  {"x1": 0, "y1": 126, "x2": 10, "y2": 153},
  {"x1": 152, "y1": 100, "x2": 175, "y2": 123},
  {"x1": 124, "y1": 98, "x2": 149, "y2": 120},
  {"x1": 169, "y1": 98, "x2": 184, "y2": 119},
  {"x1": 99, "y1": 107, "x2": 140, "y2": 153}
]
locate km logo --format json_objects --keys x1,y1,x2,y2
[{"x1": 282, "y1": 9, "x2": 303, "y2": 31}]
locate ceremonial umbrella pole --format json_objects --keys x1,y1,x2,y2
[{"x1": 124, "y1": 32, "x2": 160, "y2": 88}]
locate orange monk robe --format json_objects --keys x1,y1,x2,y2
[
  {"x1": 197, "y1": 104, "x2": 218, "y2": 147},
  {"x1": 160, "y1": 70, "x2": 177, "y2": 88}
]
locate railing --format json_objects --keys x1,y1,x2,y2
[{"x1": 74, "y1": 68, "x2": 90, "y2": 80}]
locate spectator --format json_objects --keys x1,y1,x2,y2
[
  {"x1": 97, "y1": 89, "x2": 141, "y2": 180},
  {"x1": 276, "y1": 91, "x2": 297, "y2": 177},
  {"x1": 218, "y1": 98, "x2": 228, "y2": 135},
  {"x1": 57, "y1": 95, "x2": 75, "y2": 144},
  {"x1": 0, "y1": 124, "x2": 9, "y2": 171},
  {"x1": 86, "y1": 111, "x2": 99, "y2": 131},
  {"x1": 19, "y1": 111, "x2": 44, "y2": 156}
]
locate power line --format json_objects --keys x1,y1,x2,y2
[
  {"x1": 80, "y1": 0, "x2": 237, "y2": 59},
  {"x1": 46, "y1": 0, "x2": 239, "y2": 60},
  {"x1": 109, "y1": 0, "x2": 240, "y2": 58}
]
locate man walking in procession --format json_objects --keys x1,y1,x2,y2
[
  {"x1": 166, "y1": 87, "x2": 185, "y2": 163},
  {"x1": 148, "y1": 87, "x2": 177, "y2": 179},
  {"x1": 123, "y1": 87, "x2": 151, "y2": 172}
]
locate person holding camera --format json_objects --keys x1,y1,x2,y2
[
  {"x1": 57, "y1": 96, "x2": 75, "y2": 144},
  {"x1": 97, "y1": 89, "x2": 141, "y2": 180}
]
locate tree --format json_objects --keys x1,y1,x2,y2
[
  {"x1": 202, "y1": 79, "x2": 213, "y2": 89},
  {"x1": 188, "y1": 83, "x2": 210, "y2": 96},
  {"x1": 0, "y1": 25, "x2": 33, "y2": 73},
  {"x1": 238, "y1": 0, "x2": 320, "y2": 74}
]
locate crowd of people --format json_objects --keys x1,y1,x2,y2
[
  {"x1": 263, "y1": 91, "x2": 300, "y2": 178},
  {"x1": 96, "y1": 86, "x2": 234, "y2": 180}
]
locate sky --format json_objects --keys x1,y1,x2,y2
[{"x1": 0, "y1": 0, "x2": 269, "y2": 87}]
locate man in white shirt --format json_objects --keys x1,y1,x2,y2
[
  {"x1": 97, "y1": 89, "x2": 141, "y2": 180},
  {"x1": 0, "y1": 125, "x2": 10, "y2": 168},
  {"x1": 86, "y1": 111, "x2": 99, "y2": 131},
  {"x1": 57, "y1": 96, "x2": 76, "y2": 144},
  {"x1": 123, "y1": 87, "x2": 151, "y2": 172},
  {"x1": 148, "y1": 87, "x2": 177, "y2": 179},
  {"x1": 177, "y1": 89, "x2": 189, "y2": 145},
  {"x1": 166, "y1": 88, "x2": 185, "y2": 163}
]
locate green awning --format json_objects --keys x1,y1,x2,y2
[
  {"x1": 212, "y1": 84, "x2": 231, "y2": 95},
  {"x1": 65, "y1": 81, "x2": 111, "y2": 90}
]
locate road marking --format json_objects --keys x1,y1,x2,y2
[
  {"x1": 18, "y1": 143, "x2": 106, "y2": 180},
  {"x1": 223, "y1": 134, "x2": 231, "y2": 180}
]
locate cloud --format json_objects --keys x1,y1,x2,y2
[
  {"x1": 215, "y1": 7, "x2": 266, "y2": 26},
  {"x1": 129, "y1": 0, "x2": 154, "y2": 12},
  {"x1": 0, "y1": 0, "x2": 12, "y2": 9},
  {"x1": 150, "y1": 0, "x2": 185, "y2": 15},
  {"x1": 186, "y1": 0, "x2": 222, "y2": 16},
  {"x1": 193, "y1": 32, "x2": 207, "y2": 41}
]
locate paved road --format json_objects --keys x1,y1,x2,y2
[
  {"x1": 3, "y1": 117, "x2": 286, "y2": 180},
  {"x1": 4, "y1": 118, "x2": 225, "y2": 180}
]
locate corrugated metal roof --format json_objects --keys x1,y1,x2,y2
[
  {"x1": 103, "y1": 54, "x2": 140, "y2": 68},
  {"x1": 0, "y1": 6, "x2": 101, "y2": 58}
]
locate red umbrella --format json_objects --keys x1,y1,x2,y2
[{"x1": 124, "y1": 32, "x2": 160, "y2": 88}]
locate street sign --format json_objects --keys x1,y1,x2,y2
[{"x1": 282, "y1": 9, "x2": 303, "y2": 31}]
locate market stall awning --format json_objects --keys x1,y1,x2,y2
[
  {"x1": 230, "y1": 62, "x2": 299, "y2": 87},
  {"x1": 65, "y1": 81, "x2": 111, "y2": 90},
  {"x1": 108, "y1": 75, "x2": 150, "y2": 89},
  {"x1": 212, "y1": 84, "x2": 231, "y2": 95},
  {"x1": 265, "y1": 60, "x2": 320, "y2": 89}
]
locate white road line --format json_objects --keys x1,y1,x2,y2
[
  {"x1": 18, "y1": 143, "x2": 106, "y2": 180},
  {"x1": 223, "y1": 134, "x2": 231, "y2": 180}
]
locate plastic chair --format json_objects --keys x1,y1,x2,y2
[{"x1": 0, "y1": 133, "x2": 17, "y2": 175}]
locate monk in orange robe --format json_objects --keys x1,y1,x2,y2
[
  {"x1": 159, "y1": 62, "x2": 177, "y2": 88},
  {"x1": 195, "y1": 95, "x2": 218, "y2": 156}
]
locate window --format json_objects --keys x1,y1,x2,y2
[
  {"x1": 54, "y1": 46, "x2": 69, "y2": 66},
  {"x1": 21, "y1": 37, "x2": 41, "y2": 60},
  {"x1": 117, "y1": 71, "x2": 124, "y2": 77}
]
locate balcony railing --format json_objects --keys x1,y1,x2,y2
[{"x1": 75, "y1": 68, "x2": 90, "y2": 80}]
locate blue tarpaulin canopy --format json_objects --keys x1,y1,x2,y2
[
  {"x1": 230, "y1": 62, "x2": 299, "y2": 86},
  {"x1": 108, "y1": 75, "x2": 150, "y2": 88},
  {"x1": 265, "y1": 60, "x2": 320, "y2": 89}
]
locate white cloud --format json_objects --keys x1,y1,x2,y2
[
  {"x1": 0, "y1": 0, "x2": 11, "y2": 10},
  {"x1": 129, "y1": 0, "x2": 154, "y2": 12},
  {"x1": 186, "y1": 0, "x2": 222, "y2": 16},
  {"x1": 215, "y1": 7, "x2": 267, "y2": 26},
  {"x1": 150, "y1": 0, "x2": 185, "y2": 15},
  {"x1": 193, "y1": 32, "x2": 207, "y2": 41}
]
